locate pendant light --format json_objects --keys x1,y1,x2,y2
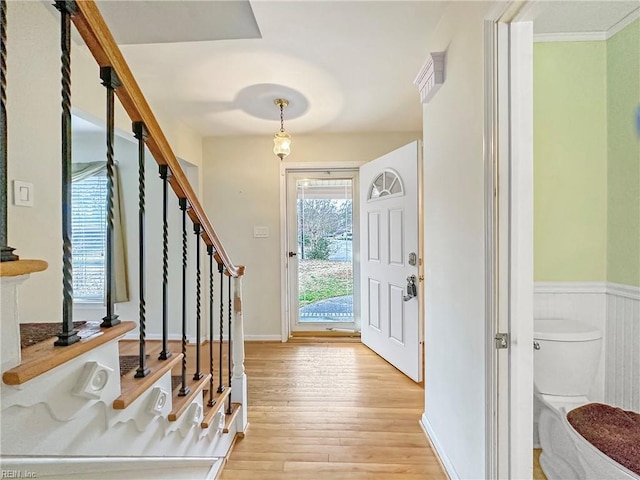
[{"x1": 273, "y1": 98, "x2": 292, "y2": 160}]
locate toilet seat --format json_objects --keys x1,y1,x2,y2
[{"x1": 537, "y1": 394, "x2": 640, "y2": 480}]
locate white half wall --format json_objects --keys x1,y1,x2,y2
[
  {"x1": 421, "y1": 2, "x2": 497, "y2": 478},
  {"x1": 605, "y1": 284, "x2": 640, "y2": 412}
]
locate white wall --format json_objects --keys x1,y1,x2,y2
[
  {"x1": 6, "y1": 1, "x2": 204, "y2": 325},
  {"x1": 202, "y1": 133, "x2": 420, "y2": 338},
  {"x1": 421, "y1": 2, "x2": 496, "y2": 479},
  {"x1": 72, "y1": 131, "x2": 203, "y2": 343}
]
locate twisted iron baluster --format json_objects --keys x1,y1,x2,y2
[
  {"x1": 0, "y1": 0, "x2": 17, "y2": 262},
  {"x1": 193, "y1": 223, "x2": 203, "y2": 380},
  {"x1": 54, "y1": 1, "x2": 79, "y2": 346},
  {"x1": 99, "y1": 66, "x2": 120, "y2": 328},
  {"x1": 207, "y1": 246, "x2": 216, "y2": 407},
  {"x1": 158, "y1": 165, "x2": 171, "y2": 360},
  {"x1": 133, "y1": 122, "x2": 149, "y2": 377},
  {"x1": 178, "y1": 197, "x2": 190, "y2": 396},
  {"x1": 227, "y1": 273, "x2": 232, "y2": 413},
  {"x1": 217, "y1": 263, "x2": 225, "y2": 393}
]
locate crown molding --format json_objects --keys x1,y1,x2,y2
[
  {"x1": 533, "y1": 7, "x2": 639, "y2": 43},
  {"x1": 606, "y1": 7, "x2": 640, "y2": 40},
  {"x1": 533, "y1": 31, "x2": 606, "y2": 43}
]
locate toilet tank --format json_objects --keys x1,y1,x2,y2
[{"x1": 534, "y1": 319, "x2": 603, "y2": 396}]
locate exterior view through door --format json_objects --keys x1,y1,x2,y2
[{"x1": 286, "y1": 171, "x2": 359, "y2": 333}]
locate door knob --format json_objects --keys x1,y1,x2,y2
[{"x1": 404, "y1": 275, "x2": 417, "y2": 301}]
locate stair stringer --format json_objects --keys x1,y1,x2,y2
[{"x1": 1, "y1": 338, "x2": 238, "y2": 459}]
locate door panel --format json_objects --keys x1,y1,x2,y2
[
  {"x1": 368, "y1": 279, "x2": 381, "y2": 330},
  {"x1": 360, "y1": 141, "x2": 421, "y2": 382},
  {"x1": 389, "y1": 284, "x2": 405, "y2": 343},
  {"x1": 368, "y1": 212, "x2": 380, "y2": 262},
  {"x1": 389, "y1": 209, "x2": 404, "y2": 266}
]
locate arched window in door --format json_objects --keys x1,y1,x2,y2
[{"x1": 368, "y1": 169, "x2": 404, "y2": 201}]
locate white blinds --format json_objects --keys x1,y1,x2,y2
[{"x1": 71, "y1": 173, "x2": 107, "y2": 303}]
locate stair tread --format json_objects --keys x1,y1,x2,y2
[
  {"x1": 222, "y1": 403, "x2": 242, "y2": 433},
  {"x1": 201, "y1": 387, "x2": 232, "y2": 429},
  {"x1": 113, "y1": 352, "x2": 183, "y2": 410},
  {"x1": 2, "y1": 321, "x2": 136, "y2": 386},
  {"x1": 168, "y1": 373, "x2": 211, "y2": 421}
]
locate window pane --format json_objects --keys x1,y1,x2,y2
[{"x1": 71, "y1": 174, "x2": 107, "y2": 303}]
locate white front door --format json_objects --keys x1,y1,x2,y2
[{"x1": 359, "y1": 141, "x2": 422, "y2": 382}]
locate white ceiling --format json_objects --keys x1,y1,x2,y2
[
  {"x1": 86, "y1": 1, "x2": 640, "y2": 139},
  {"x1": 533, "y1": 1, "x2": 639, "y2": 34},
  {"x1": 95, "y1": 1, "x2": 447, "y2": 137}
]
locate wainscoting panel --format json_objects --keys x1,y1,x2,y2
[{"x1": 605, "y1": 284, "x2": 640, "y2": 412}]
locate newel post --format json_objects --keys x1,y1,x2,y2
[{"x1": 231, "y1": 271, "x2": 248, "y2": 433}]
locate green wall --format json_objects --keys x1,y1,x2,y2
[
  {"x1": 607, "y1": 20, "x2": 640, "y2": 287},
  {"x1": 534, "y1": 41, "x2": 608, "y2": 282},
  {"x1": 534, "y1": 20, "x2": 640, "y2": 287}
]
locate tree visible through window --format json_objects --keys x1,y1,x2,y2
[{"x1": 71, "y1": 173, "x2": 107, "y2": 303}]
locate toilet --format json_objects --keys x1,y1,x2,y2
[{"x1": 534, "y1": 318, "x2": 640, "y2": 480}]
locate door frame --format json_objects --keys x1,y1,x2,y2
[
  {"x1": 484, "y1": 2, "x2": 534, "y2": 479},
  {"x1": 279, "y1": 161, "x2": 365, "y2": 341}
]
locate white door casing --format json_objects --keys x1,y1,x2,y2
[
  {"x1": 360, "y1": 141, "x2": 422, "y2": 382},
  {"x1": 285, "y1": 169, "x2": 360, "y2": 334}
]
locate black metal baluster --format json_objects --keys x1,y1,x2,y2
[
  {"x1": 207, "y1": 246, "x2": 216, "y2": 407},
  {"x1": 227, "y1": 274, "x2": 232, "y2": 413},
  {"x1": 178, "y1": 197, "x2": 190, "y2": 396},
  {"x1": 193, "y1": 223, "x2": 203, "y2": 380},
  {"x1": 217, "y1": 263, "x2": 225, "y2": 394},
  {"x1": 133, "y1": 122, "x2": 149, "y2": 378},
  {"x1": 158, "y1": 165, "x2": 171, "y2": 360},
  {"x1": 99, "y1": 66, "x2": 120, "y2": 328},
  {"x1": 54, "y1": 0, "x2": 79, "y2": 346},
  {"x1": 0, "y1": 0, "x2": 17, "y2": 263}
]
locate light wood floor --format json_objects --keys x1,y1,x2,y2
[
  {"x1": 533, "y1": 448, "x2": 547, "y2": 480},
  {"x1": 219, "y1": 341, "x2": 446, "y2": 480}
]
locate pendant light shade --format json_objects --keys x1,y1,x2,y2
[{"x1": 273, "y1": 99, "x2": 291, "y2": 160}]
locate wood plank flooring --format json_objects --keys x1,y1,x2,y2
[{"x1": 219, "y1": 341, "x2": 446, "y2": 480}]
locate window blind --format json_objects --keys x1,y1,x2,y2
[{"x1": 71, "y1": 173, "x2": 107, "y2": 303}]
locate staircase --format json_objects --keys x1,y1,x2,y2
[{"x1": 0, "y1": 2, "x2": 247, "y2": 478}]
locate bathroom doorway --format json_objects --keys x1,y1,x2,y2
[{"x1": 496, "y1": 1, "x2": 640, "y2": 479}]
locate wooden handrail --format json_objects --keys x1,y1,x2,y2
[{"x1": 71, "y1": 1, "x2": 244, "y2": 278}]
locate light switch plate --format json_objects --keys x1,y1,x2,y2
[
  {"x1": 13, "y1": 180, "x2": 33, "y2": 207},
  {"x1": 253, "y1": 226, "x2": 269, "y2": 238}
]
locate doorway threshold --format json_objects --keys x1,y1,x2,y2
[{"x1": 290, "y1": 330, "x2": 361, "y2": 340}]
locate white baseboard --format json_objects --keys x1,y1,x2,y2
[
  {"x1": 420, "y1": 413, "x2": 459, "y2": 480},
  {"x1": 245, "y1": 334, "x2": 282, "y2": 341}
]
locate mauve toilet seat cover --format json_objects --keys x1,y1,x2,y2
[{"x1": 567, "y1": 402, "x2": 640, "y2": 475}]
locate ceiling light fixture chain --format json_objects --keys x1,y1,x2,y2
[{"x1": 280, "y1": 102, "x2": 285, "y2": 133}]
